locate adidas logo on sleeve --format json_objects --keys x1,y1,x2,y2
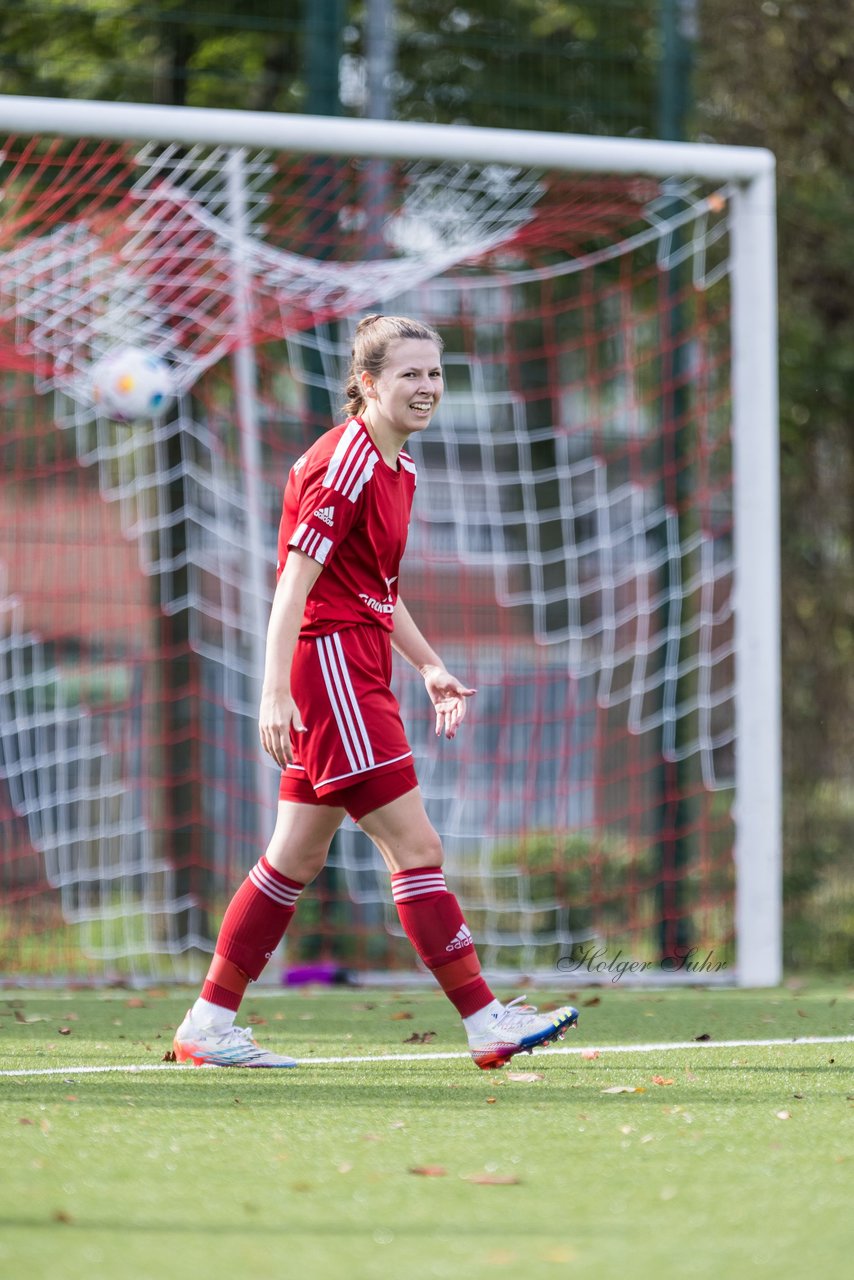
[{"x1": 313, "y1": 505, "x2": 335, "y2": 526}]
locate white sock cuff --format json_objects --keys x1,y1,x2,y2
[
  {"x1": 462, "y1": 999, "x2": 505, "y2": 1035},
  {"x1": 192, "y1": 997, "x2": 236, "y2": 1030},
  {"x1": 249, "y1": 857, "x2": 304, "y2": 907},
  {"x1": 390, "y1": 868, "x2": 447, "y2": 903}
]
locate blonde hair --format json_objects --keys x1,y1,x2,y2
[{"x1": 341, "y1": 314, "x2": 444, "y2": 419}]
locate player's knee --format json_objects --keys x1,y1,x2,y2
[
  {"x1": 403, "y1": 825, "x2": 445, "y2": 870},
  {"x1": 265, "y1": 840, "x2": 328, "y2": 884}
]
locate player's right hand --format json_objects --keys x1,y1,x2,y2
[{"x1": 259, "y1": 690, "x2": 306, "y2": 768}]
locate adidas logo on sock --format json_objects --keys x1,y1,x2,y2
[
  {"x1": 446, "y1": 924, "x2": 473, "y2": 952},
  {"x1": 313, "y1": 505, "x2": 335, "y2": 527}
]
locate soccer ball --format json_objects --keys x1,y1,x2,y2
[{"x1": 91, "y1": 346, "x2": 176, "y2": 421}]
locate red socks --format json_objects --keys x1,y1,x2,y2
[
  {"x1": 200, "y1": 857, "x2": 304, "y2": 1012},
  {"x1": 200, "y1": 859, "x2": 492, "y2": 1022},
  {"x1": 391, "y1": 866, "x2": 494, "y2": 1017}
]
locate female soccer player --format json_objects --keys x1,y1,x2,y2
[{"x1": 174, "y1": 315, "x2": 578, "y2": 1069}]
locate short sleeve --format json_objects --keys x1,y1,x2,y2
[{"x1": 287, "y1": 422, "x2": 381, "y2": 566}]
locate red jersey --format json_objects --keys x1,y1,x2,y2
[{"x1": 277, "y1": 417, "x2": 417, "y2": 635}]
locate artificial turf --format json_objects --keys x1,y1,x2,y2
[{"x1": 1, "y1": 982, "x2": 852, "y2": 1280}]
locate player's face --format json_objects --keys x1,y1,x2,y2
[{"x1": 365, "y1": 338, "x2": 444, "y2": 436}]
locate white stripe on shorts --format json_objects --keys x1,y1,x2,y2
[{"x1": 316, "y1": 632, "x2": 376, "y2": 775}]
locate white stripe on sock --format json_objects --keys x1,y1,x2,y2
[
  {"x1": 249, "y1": 861, "x2": 302, "y2": 907},
  {"x1": 391, "y1": 872, "x2": 447, "y2": 901}
]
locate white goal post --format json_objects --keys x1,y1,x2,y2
[{"x1": 0, "y1": 94, "x2": 779, "y2": 986}]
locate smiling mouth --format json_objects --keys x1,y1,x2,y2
[{"x1": 410, "y1": 401, "x2": 433, "y2": 413}]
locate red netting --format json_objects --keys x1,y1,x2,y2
[{"x1": 0, "y1": 128, "x2": 736, "y2": 981}]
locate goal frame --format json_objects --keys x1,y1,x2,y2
[{"x1": 0, "y1": 94, "x2": 780, "y2": 986}]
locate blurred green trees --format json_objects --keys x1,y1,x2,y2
[{"x1": 697, "y1": 1, "x2": 854, "y2": 969}]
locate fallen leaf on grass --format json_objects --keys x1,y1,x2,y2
[
  {"x1": 462, "y1": 1173, "x2": 521, "y2": 1185},
  {"x1": 582, "y1": 996, "x2": 601, "y2": 1007},
  {"x1": 775, "y1": 1110, "x2": 792, "y2": 1120},
  {"x1": 409, "y1": 1165, "x2": 447, "y2": 1177},
  {"x1": 506, "y1": 1071, "x2": 544, "y2": 1082},
  {"x1": 58, "y1": 1027, "x2": 72, "y2": 1036},
  {"x1": 125, "y1": 997, "x2": 146, "y2": 1008},
  {"x1": 403, "y1": 1031, "x2": 437, "y2": 1044},
  {"x1": 651, "y1": 1076, "x2": 675, "y2": 1086},
  {"x1": 580, "y1": 1048, "x2": 600, "y2": 1060},
  {"x1": 601, "y1": 1085, "x2": 645, "y2": 1094},
  {"x1": 18, "y1": 1117, "x2": 34, "y2": 1126},
  {"x1": 390, "y1": 1011, "x2": 413, "y2": 1021},
  {"x1": 52, "y1": 1210, "x2": 73, "y2": 1224},
  {"x1": 162, "y1": 1050, "x2": 177, "y2": 1063},
  {"x1": 694, "y1": 1032, "x2": 711, "y2": 1042}
]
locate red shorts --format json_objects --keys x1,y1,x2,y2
[{"x1": 278, "y1": 625, "x2": 418, "y2": 821}]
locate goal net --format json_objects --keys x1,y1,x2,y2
[{"x1": 0, "y1": 98, "x2": 779, "y2": 986}]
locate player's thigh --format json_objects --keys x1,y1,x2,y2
[
  {"x1": 358, "y1": 787, "x2": 444, "y2": 873},
  {"x1": 265, "y1": 799, "x2": 345, "y2": 883}
]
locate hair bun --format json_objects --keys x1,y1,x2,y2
[{"x1": 355, "y1": 313, "x2": 384, "y2": 331}]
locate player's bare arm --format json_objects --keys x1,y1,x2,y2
[
  {"x1": 391, "y1": 596, "x2": 476, "y2": 739},
  {"x1": 259, "y1": 549, "x2": 323, "y2": 767}
]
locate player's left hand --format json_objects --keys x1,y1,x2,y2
[{"x1": 422, "y1": 665, "x2": 476, "y2": 739}]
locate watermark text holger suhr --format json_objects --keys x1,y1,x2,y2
[{"x1": 557, "y1": 945, "x2": 727, "y2": 982}]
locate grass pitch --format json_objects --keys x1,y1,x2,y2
[{"x1": 1, "y1": 982, "x2": 852, "y2": 1280}]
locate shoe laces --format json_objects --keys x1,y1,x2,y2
[
  {"x1": 496, "y1": 994, "x2": 541, "y2": 1030},
  {"x1": 200, "y1": 1021, "x2": 255, "y2": 1048}
]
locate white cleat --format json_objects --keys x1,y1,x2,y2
[
  {"x1": 173, "y1": 1009, "x2": 297, "y2": 1068},
  {"x1": 467, "y1": 996, "x2": 579, "y2": 1070}
]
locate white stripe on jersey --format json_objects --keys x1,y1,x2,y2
[
  {"x1": 399, "y1": 452, "x2": 417, "y2": 482},
  {"x1": 316, "y1": 633, "x2": 376, "y2": 774},
  {"x1": 322, "y1": 420, "x2": 361, "y2": 489},
  {"x1": 290, "y1": 522, "x2": 333, "y2": 564},
  {"x1": 322, "y1": 420, "x2": 379, "y2": 503}
]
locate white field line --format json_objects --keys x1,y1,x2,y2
[{"x1": 1, "y1": 1035, "x2": 852, "y2": 1078}]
